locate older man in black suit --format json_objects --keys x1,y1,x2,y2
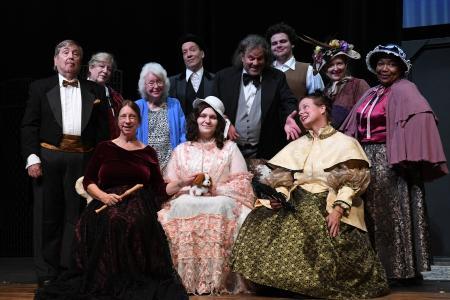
[
  {"x1": 212, "y1": 34, "x2": 300, "y2": 159},
  {"x1": 21, "y1": 39, "x2": 109, "y2": 287},
  {"x1": 169, "y1": 34, "x2": 215, "y2": 116}
]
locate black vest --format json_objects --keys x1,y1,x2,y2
[{"x1": 184, "y1": 76, "x2": 205, "y2": 116}]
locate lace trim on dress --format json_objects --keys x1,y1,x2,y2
[{"x1": 162, "y1": 214, "x2": 238, "y2": 294}]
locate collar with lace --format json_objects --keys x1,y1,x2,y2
[
  {"x1": 306, "y1": 124, "x2": 337, "y2": 140},
  {"x1": 191, "y1": 139, "x2": 217, "y2": 150}
]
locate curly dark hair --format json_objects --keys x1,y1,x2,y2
[
  {"x1": 265, "y1": 22, "x2": 298, "y2": 45},
  {"x1": 299, "y1": 91, "x2": 333, "y2": 123},
  {"x1": 186, "y1": 102, "x2": 225, "y2": 149}
]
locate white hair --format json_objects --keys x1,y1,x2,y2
[{"x1": 137, "y1": 62, "x2": 170, "y2": 100}]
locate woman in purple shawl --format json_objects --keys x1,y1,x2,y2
[{"x1": 341, "y1": 44, "x2": 448, "y2": 285}]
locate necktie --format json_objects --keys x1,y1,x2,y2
[
  {"x1": 242, "y1": 73, "x2": 261, "y2": 88},
  {"x1": 190, "y1": 72, "x2": 200, "y2": 92},
  {"x1": 62, "y1": 79, "x2": 79, "y2": 88}
]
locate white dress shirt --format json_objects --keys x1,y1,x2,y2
[
  {"x1": 26, "y1": 74, "x2": 82, "y2": 168},
  {"x1": 273, "y1": 56, "x2": 324, "y2": 93},
  {"x1": 242, "y1": 71, "x2": 261, "y2": 114},
  {"x1": 59, "y1": 75, "x2": 82, "y2": 135},
  {"x1": 186, "y1": 67, "x2": 204, "y2": 93}
]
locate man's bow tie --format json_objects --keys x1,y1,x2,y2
[
  {"x1": 62, "y1": 79, "x2": 79, "y2": 88},
  {"x1": 242, "y1": 73, "x2": 261, "y2": 88}
]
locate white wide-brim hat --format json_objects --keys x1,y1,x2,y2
[
  {"x1": 366, "y1": 44, "x2": 411, "y2": 74},
  {"x1": 192, "y1": 96, "x2": 230, "y2": 137},
  {"x1": 193, "y1": 96, "x2": 226, "y2": 120}
]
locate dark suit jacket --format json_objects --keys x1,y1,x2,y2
[
  {"x1": 212, "y1": 66, "x2": 297, "y2": 159},
  {"x1": 169, "y1": 70, "x2": 215, "y2": 113},
  {"x1": 21, "y1": 75, "x2": 109, "y2": 159}
]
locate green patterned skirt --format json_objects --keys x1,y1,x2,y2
[{"x1": 231, "y1": 187, "x2": 389, "y2": 299}]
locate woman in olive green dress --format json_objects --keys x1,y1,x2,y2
[{"x1": 231, "y1": 92, "x2": 389, "y2": 299}]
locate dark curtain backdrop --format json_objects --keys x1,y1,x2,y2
[
  {"x1": 2, "y1": 0, "x2": 402, "y2": 99},
  {"x1": 1, "y1": 0, "x2": 404, "y2": 256}
]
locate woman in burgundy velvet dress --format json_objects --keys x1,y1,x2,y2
[{"x1": 35, "y1": 100, "x2": 188, "y2": 299}]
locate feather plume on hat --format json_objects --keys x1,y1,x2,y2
[{"x1": 298, "y1": 34, "x2": 361, "y2": 74}]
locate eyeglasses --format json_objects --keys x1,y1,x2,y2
[{"x1": 146, "y1": 80, "x2": 164, "y2": 88}]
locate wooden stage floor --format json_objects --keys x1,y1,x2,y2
[
  {"x1": 1, "y1": 258, "x2": 449, "y2": 299},
  {"x1": 1, "y1": 282, "x2": 450, "y2": 300}
]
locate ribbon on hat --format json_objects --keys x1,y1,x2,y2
[
  {"x1": 224, "y1": 119, "x2": 231, "y2": 139},
  {"x1": 242, "y1": 73, "x2": 261, "y2": 88}
]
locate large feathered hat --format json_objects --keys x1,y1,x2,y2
[{"x1": 298, "y1": 35, "x2": 361, "y2": 74}]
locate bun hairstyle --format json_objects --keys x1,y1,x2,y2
[{"x1": 300, "y1": 91, "x2": 333, "y2": 122}]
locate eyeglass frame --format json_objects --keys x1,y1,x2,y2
[{"x1": 145, "y1": 80, "x2": 164, "y2": 88}]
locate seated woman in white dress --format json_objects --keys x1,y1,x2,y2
[{"x1": 158, "y1": 96, "x2": 255, "y2": 295}]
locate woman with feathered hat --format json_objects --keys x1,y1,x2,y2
[
  {"x1": 341, "y1": 44, "x2": 448, "y2": 284},
  {"x1": 312, "y1": 39, "x2": 370, "y2": 128}
]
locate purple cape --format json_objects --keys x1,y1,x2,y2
[{"x1": 340, "y1": 78, "x2": 448, "y2": 181}]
